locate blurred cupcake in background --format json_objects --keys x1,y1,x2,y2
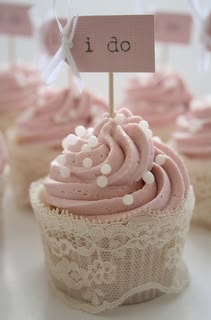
[
  {"x1": 119, "y1": 69, "x2": 192, "y2": 142},
  {"x1": 0, "y1": 132, "x2": 8, "y2": 214},
  {"x1": 172, "y1": 96, "x2": 211, "y2": 228},
  {"x1": 8, "y1": 86, "x2": 107, "y2": 208},
  {"x1": 0, "y1": 64, "x2": 42, "y2": 134}
]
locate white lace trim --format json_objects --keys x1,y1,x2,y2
[
  {"x1": 8, "y1": 132, "x2": 59, "y2": 208},
  {"x1": 30, "y1": 183, "x2": 194, "y2": 313},
  {"x1": 182, "y1": 156, "x2": 211, "y2": 228}
]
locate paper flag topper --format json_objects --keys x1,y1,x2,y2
[
  {"x1": 0, "y1": 3, "x2": 34, "y2": 37},
  {"x1": 155, "y1": 12, "x2": 192, "y2": 44},
  {"x1": 42, "y1": 15, "x2": 155, "y2": 73}
]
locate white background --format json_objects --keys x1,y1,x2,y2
[{"x1": 0, "y1": 1, "x2": 211, "y2": 320}]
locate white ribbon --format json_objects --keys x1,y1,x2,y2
[
  {"x1": 42, "y1": 0, "x2": 82, "y2": 92},
  {"x1": 189, "y1": 0, "x2": 211, "y2": 71}
]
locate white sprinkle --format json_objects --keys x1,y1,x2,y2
[
  {"x1": 190, "y1": 119, "x2": 203, "y2": 133},
  {"x1": 155, "y1": 154, "x2": 166, "y2": 165},
  {"x1": 62, "y1": 137, "x2": 69, "y2": 149},
  {"x1": 88, "y1": 135, "x2": 98, "y2": 148},
  {"x1": 122, "y1": 194, "x2": 134, "y2": 206},
  {"x1": 152, "y1": 136, "x2": 161, "y2": 142},
  {"x1": 75, "y1": 125, "x2": 86, "y2": 137},
  {"x1": 54, "y1": 114, "x2": 65, "y2": 124},
  {"x1": 143, "y1": 171, "x2": 155, "y2": 184},
  {"x1": 56, "y1": 155, "x2": 66, "y2": 166},
  {"x1": 66, "y1": 134, "x2": 77, "y2": 146},
  {"x1": 60, "y1": 166, "x2": 71, "y2": 178},
  {"x1": 114, "y1": 113, "x2": 125, "y2": 124},
  {"x1": 138, "y1": 120, "x2": 149, "y2": 130},
  {"x1": 81, "y1": 144, "x2": 91, "y2": 152},
  {"x1": 101, "y1": 164, "x2": 112, "y2": 175},
  {"x1": 145, "y1": 129, "x2": 153, "y2": 138},
  {"x1": 82, "y1": 158, "x2": 93, "y2": 168},
  {"x1": 97, "y1": 176, "x2": 108, "y2": 188}
]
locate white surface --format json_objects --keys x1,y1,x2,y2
[{"x1": 0, "y1": 188, "x2": 211, "y2": 320}]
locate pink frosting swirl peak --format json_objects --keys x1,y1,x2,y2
[
  {"x1": 44, "y1": 109, "x2": 189, "y2": 218},
  {"x1": 173, "y1": 96, "x2": 211, "y2": 158},
  {"x1": 120, "y1": 70, "x2": 192, "y2": 127}
]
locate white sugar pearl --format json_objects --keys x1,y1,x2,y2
[
  {"x1": 62, "y1": 137, "x2": 69, "y2": 149},
  {"x1": 82, "y1": 158, "x2": 93, "y2": 168},
  {"x1": 81, "y1": 144, "x2": 91, "y2": 152},
  {"x1": 75, "y1": 125, "x2": 86, "y2": 137},
  {"x1": 139, "y1": 120, "x2": 149, "y2": 130},
  {"x1": 145, "y1": 129, "x2": 153, "y2": 138},
  {"x1": 114, "y1": 113, "x2": 125, "y2": 124},
  {"x1": 60, "y1": 167, "x2": 71, "y2": 178},
  {"x1": 66, "y1": 134, "x2": 77, "y2": 146},
  {"x1": 164, "y1": 79, "x2": 177, "y2": 89},
  {"x1": 97, "y1": 176, "x2": 108, "y2": 188},
  {"x1": 190, "y1": 99, "x2": 204, "y2": 111},
  {"x1": 101, "y1": 164, "x2": 112, "y2": 175},
  {"x1": 122, "y1": 194, "x2": 134, "y2": 206},
  {"x1": 56, "y1": 155, "x2": 66, "y2": 166},
  {"x1": 153, "y1": 136, "x2": 161, "y2": 142},
  {"x1": 143, "y1": 171, "x2": 155, "y2": 184},
  {"x1": 88, "y1": 135, "x2": 98, "y2": 148},
  {"x1": 155, "y1": 154, "x2": 166, "y2": 165}
]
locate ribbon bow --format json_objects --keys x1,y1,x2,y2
[
  {"x1": 42, "y1": 0, "x2": 82, "y2": 92},
  {"x1": 190, "y1": 0, "x2": 211, "y2": 70}
]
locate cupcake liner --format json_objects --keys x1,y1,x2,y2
[
  {"x1": 30, "y1": 181, "x2": 194, "y2": 313},
  {"x1": 8, "y1": 133, "x2": 59, "y2": 208},
  {"x1": 0, "y1": 110, "x2": 21, "y2": 134},
  {"x1": 181, "y1": 156, "x2": 211, "y2": 229}
]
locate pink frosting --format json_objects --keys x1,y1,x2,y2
[
  {"x1": 173, "y1": 96, "x2": 211, "y2": 158},
  {"x1": 16, "y1": 86, "x2": 107, "y2": 148},
  {"x1": 0, "y1": 132, "x2": 8, "y2": 175},
  {"x1": 44, "y1": 109, "x2": 190, "y2": 218},
  {"x1": 120, "y1": 70, "x2": 192, "y2": 127},
  {"x1": 0, "y1": 64, "x2": 41, "y2": 114}
]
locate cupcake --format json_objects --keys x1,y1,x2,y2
[
  {"x1": 172, "y1": 96, "x2": 211, "y2": 228},
  {"x1": 0, "y1": 132, "x2": 8, "y2": 212},
  {"x1": 120, "y1": 70, "x2": 192, "y2": 141},
  {"x1": 8, "y1": 86, "x2": 107, "y2": 208},
  {"x1": 0, "y1": 64, "x2": 41, "y2": 134},
  {"x1": 30, "y1": 109, "x2": 194, "y2": 313}
]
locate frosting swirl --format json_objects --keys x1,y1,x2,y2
[
  {"x1": 0, "y1": 132, "x2": 8, "y2": 175},
  {"x1": 16, "y1": 87, "x2": 107, "y2": 148},
  {"x1": 44, "y1": 109, "x2": 189, "y2": 217},
  {"x1": 173, "y1": 96, "x2": 211, "y2": 158},
  {"x1": 0, "y1": 64, "x2": 41, "y2": 114},
  {"x1": 120, "y1": 70, "x2": 192, "y2": 127}
]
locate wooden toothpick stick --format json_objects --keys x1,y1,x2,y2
[{"x1": 109, "y1": 72, "x2": 114, "y2": 117}]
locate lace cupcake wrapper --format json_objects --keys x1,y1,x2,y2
[
  {"x1": 8, "y1": 131, "x2": 59, "y2": 208},
  {"x1": 30, "y1": 182, "x2": 194, "y2": 313},
  {"x1": 182, "y1": 156, "x2": 211, "y2": 229}
]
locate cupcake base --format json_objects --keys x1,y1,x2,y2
[
  {"x1": 8, "y1": 132, "x2": 59, "y2": 208},
  {"x1": 30, "y1": 182, "x2": 194, "y2": 313},
  {"x1": 181, "y1": 156, "x2": 211, "y2": 229}
]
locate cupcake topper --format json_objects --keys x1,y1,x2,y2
[
  {"x1": 135, "y1": 1, "x2": 192, "y2": 67},
  {"x1": 189, "y1": 0, "x2": 211, "y2": 71},
  {"x1": 0, "y1": 3, "x2": 35, "y2": 65},
  {"x1": 42, "y1": 1, "x2": 155, "y2": 116}
]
